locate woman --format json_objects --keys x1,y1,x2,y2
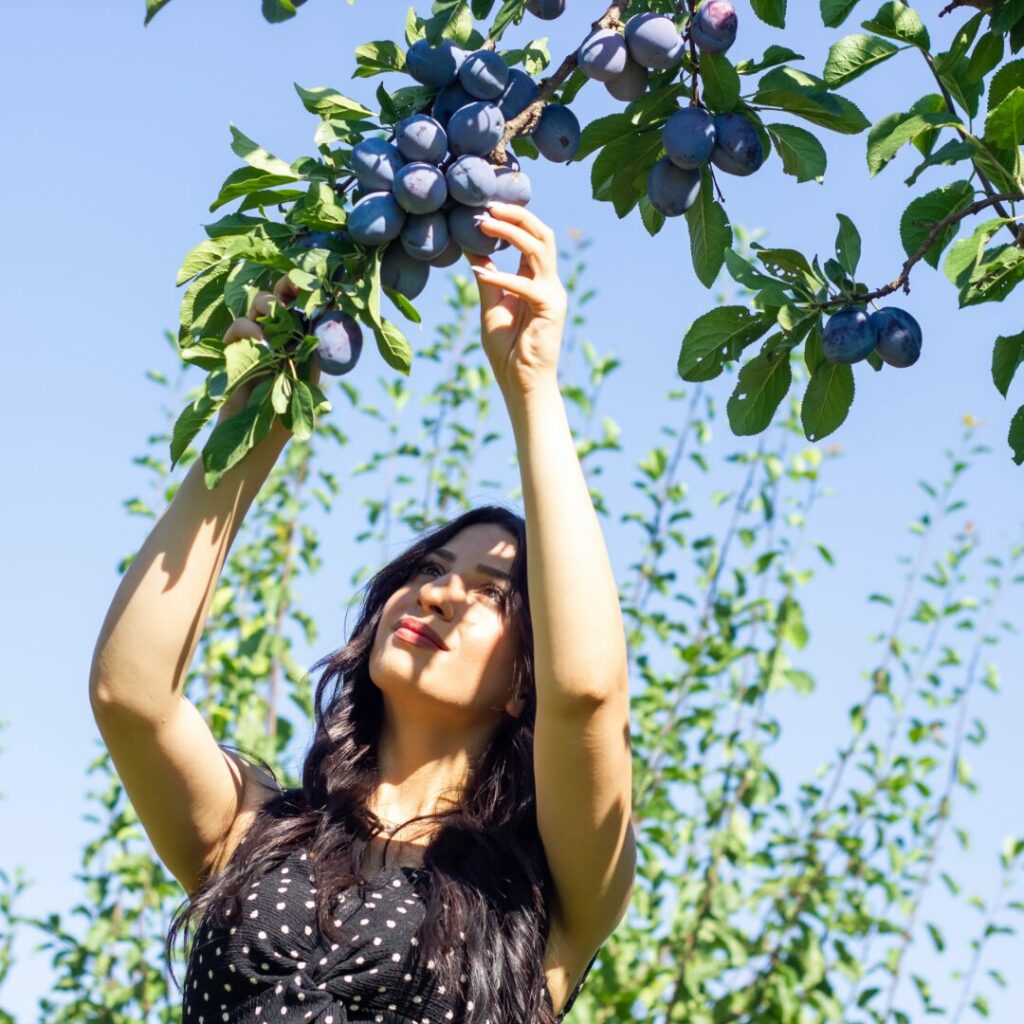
[{"x1": 89, "y1": 202, "x2": 636, "y2": 1024}]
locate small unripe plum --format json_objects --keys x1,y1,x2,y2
[
  {"x1": 663, "y1": 106, "x2": 716, "y2": 169},
  {"x1": 460, "y1": 50, "x2": 510, "y2": 100},
  {"x1": 429, "y1": 237, "x2": 464, "y2": 267},
  {"x1": 532, "y1": 104, "x2": 581, "y2": 162},
  {"x1": 381, "y1": 241, "x2": 430, "y2": 300},
  {"x1": 401, "y1": 211, "x2": 451, "y2": 262},
  {"x1": 499, "y1": 68, "x2": 541, "y2": 120},
  {"x1": 405, "y1": 39, "x2": 468, "y2": 88},
  {"x1": 578, "y1": 29, "x2": 629, "y2": 82},
  {"x1": 690, "y1": 1, "x2": 738, "y2": 54},
  {"x1": 526, "y1": 0, "x2": 566, "y2": 19},
  {"x1": 493, "y1": 166, "x2": 532, "y2": 205},
  {"x1": 447, "y1": 101, "x2": 506, "y2": 156},
  {"x1": 871, "y1": 307, "x2": 922, "y2": 368},
  {"x1": 432, "y1": 81, "x2": 475, "y2": 125},
  {"x1": 446, "y1": 155, "x2": 498, "y2": 206},
  {"x1": 822, "y1": 307, "x2": 878, "y2": 364},
  {"x1": 393, "y1": 162, "x2": 448, "y2": 214},
  {"x1": 646, "y1": 157, "x2": 701, "y2": 217},
  {"x1": 395, "y1": 114, "x2": 448, "y2": 163},
  {"x1": 710, "y1": 113, "x2": 764, "y2": 176},
  {"x1": 448, "y1": 203, "x2": 501, "y2": 255},
  {"x1": 312, "y1": 310, "x2": 363, "y2": 376},
  {"x1": 605, "y1": 56, "x2": 650, "y2": 101},
  {"x1": 348, "y1": 192, "x2": 406, "y2": 246},
  {"x1": 624, "y1": 13, "x2": 685, "y2": 70},
  {"x1": 350, "y1": 138, "x2": 405, "y2": 191}
]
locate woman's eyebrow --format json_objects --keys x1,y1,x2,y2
[{"x1": 433, "y1": 547, "x2": 512, "y2": 583}]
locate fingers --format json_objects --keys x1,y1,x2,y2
[
  {"x1": 223, "y1": 316, "x2": 266, "y2": 345},
  {"x1": 483, "y1": 202, "x2": 557, "y2": 265},
  {"x1": 273, "y1": 274, "x2": 303, "y2": 306},
  {"x1": 476, "y1": 212, "x2": 549, "y2": 274},
  {"x1": 469, "y1": 262, "x2": 547, "y2": 307}
]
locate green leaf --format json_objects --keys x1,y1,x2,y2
[
  {"x1": 353, "y1": 40, "x2": 407, "y2": 78},
  {"x1": 861, "y1": 2, "x2": 929, "y2": 49},
  {"x1": 169, "y1": 394, "x2": 217, "y2": 468},
  {"x1": 1011, "y1": 404, "x2": 1024, "y2": 465},
  {"x1": 294, "y1": 84, "x2": 373, "y2": 119},
  {"x1": 766, "y1": 123, "x2": 827, "y2": 182},
  {"x1": 749, "y1": 0, "x2": 786, "y2": 28},
  {"x1": 986, "y1": 86, "x2": 1024, "y2": 149},
  {"x1": 701, "y1": 53, "x2": 741, "y2": 113},
  {"x1": 904, "y1": 139, "x2": 977, "y2": 187},
  {"x1": 685, "y1": 166, "x2": 733, "y2": 288},
  {"x1": 943, "y1": 217, "x2": 1007, "y2": 294},
  {"x1": 262, "y1": 0, "x2": 305, "y2": 22},
  {"x1": 374, "y1": 318, "x2": 414, "y2": 374},
  {"x1": 576, "y1": 113, "x2": 635, "y2": 161},
  {"x1": 425, "y1": 1, "x2": 474, "y2": 46},
  {"x1": 736, "y1": 46, "x2": 803, "y2": 76},
  {"x1": 899, "y1": 180, "x2": 974, "y2": 268},
  {"x1": 144, "y1": 0, "x2": 173, "y2": 23},
  {"x1": 866, "y1": 111, "x2": 960, "y2": 175},
  {"x1": 989, "y1": 60, "x2": 1024, "y2": 113},
  {"x1": 727, "y1": 348, "x2": 793, "y2": 435},
  {"x1": 176, "y1": 238, "x2": 231, "y2": 286},
  {"x1": 753, "y1": 246, "x2": 825, "y2": 293},
  {"x1": 678, "y1": 307, "x2": 774, "y2": 382},
  {"x1": 755, "y1": 67, "x2": 871, "y2": 134},
  {"x1": 638, "y1": 194, "x2": 666, "y2": 237},
  {"x1": 228, "y1": 125, "x2": 299, "y2": 178},
  {"x1": 835, "y1": 214, "x2": 861, "y2": 276},
  {"x1": 992, "y1": 332, "x2": 1024, "y2": 397},
  {"x1": 202, "y1": 402, "x2": 262, "y2": 489},
  {"x1": 801, "y1": 360, "x2": 855, "y2": 440},
  {"x1": 210, "y1": 167, "x2": 304, "y2": 212},
  {"x1": 823, "y1": 33, "x2": 900, "y2": 88},
  {"x1": 820, "y1": 0, "x2": 860, "y2": 28},
  {"x1": 967, "y1": 32, "x2": 1004, "y2": 84}
]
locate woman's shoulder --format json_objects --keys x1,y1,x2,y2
[{"x1": 207, "y1": 758, "x2": 283, "y2": 880}]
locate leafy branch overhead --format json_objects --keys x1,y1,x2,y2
[{"x1": 164, "y1": 0, "x2": 1024, "y2": 479}]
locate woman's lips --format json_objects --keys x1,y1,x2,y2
[{"x1": 394, "y1": 624, "x2": 444, "y2": 650}]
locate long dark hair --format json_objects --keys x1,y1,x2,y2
[{"x1": 165, "y1": 503, "x2": 561, "y2": 1024}]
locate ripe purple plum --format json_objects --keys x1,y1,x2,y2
[
  {"x1": 381, "y1": 241, "x2": 430, "y2": 299},
  {"x1": 822, "y1": 307, "x2": 878, "y2": 364},
  {"x1": 646, "y1": 157, "x2": 701, "y2": 217},
  {"x1": 690, "y1": 1, "x2": 738, "y2": 54},
  {"x1": 393, "y1": 162, "x2": 448, "y2": 215},
  {"x1": 348, "y1": 192, "x2": 406, "y2": 246},
  {"x1": 663, "y1": 107, "x2": 716, "y2": 169},
  {"x1": 532, "y1": 103, "x2": 581, "y2": 162},
  {"x1": 605, "y1": 56, "x2": 650, "y2": 101},
  {"x1": 460, "y1": 50, "x2": 510, "y2": 100},
  {"x1": 405, "y1": 39, "x2": 468, "y2": 88},
  {"x1": 448, "y1": 204, "x2": 501, "y2": 255},
  {"x1": 432, "y1": 81, "x2": 475, "y2": 125},
  {"x1": 447, "y1": 101, "x2": 506, "y2": 156},
  {"x1": 578, "y1": 29, "x2": 629, "y2": 82},
  {"x1": 395, "y1": 114, "x2": 448, "y2": 163},
  {"x1": 312, "y1": 311, "x2": 363, "y2": 376},
  {"x1": 429, "y1": 237, "x2": 464, "y2": 267},
  {"x1": 493, "y1": 167, "x2": 532, "y2": 205},
  {"x1": 871, "y1": 307, "x2": 922, "y2": 367},
  {"x1": 350, "y1": 138, "x2": 405, "y2": 191},
  {"x1": 624, "y1": 13, "x2": 685, "y2": 70},
  {"x1": 526, "y1": 0, "x2": 566, "y2": 19},
  {"x1": 710, "y1": 113, "x2": 764, "y2": 176},
  {"x1": 446, "y1": 155, "x2": 498, "y2": 206},
  {"x1": 401, "y1": 211, "x2": 451, "y2": 262},
  {"x1": 499, "y1": 68, "x2": 541, "y2": 120}
]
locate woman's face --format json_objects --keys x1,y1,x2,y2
[{"x1": 369, "y1": 523, "x2": 523, "y2": 720}]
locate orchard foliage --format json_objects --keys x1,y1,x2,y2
[{"x1": 4, "y1": 248, "x2": 1024, "y2": 1022}]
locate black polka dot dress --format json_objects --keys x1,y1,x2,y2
[{"x1": 181, "y1": 846, "x2": 593, "y2": 1023}]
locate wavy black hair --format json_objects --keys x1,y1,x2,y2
[{"x1": 165, "y1": 502, "x2": 567, "y2": 1024}]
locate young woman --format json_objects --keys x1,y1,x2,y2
[{"x1": 89, "y1": 202, "x2": 636, "y2": 1024}]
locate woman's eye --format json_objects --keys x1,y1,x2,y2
[{"x1": 416, "y1": 561, "x2": 506, "y2": 605}]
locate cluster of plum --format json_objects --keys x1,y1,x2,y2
[{"x1": 822, "y1": 306, "x2": 923, "y2": 368}]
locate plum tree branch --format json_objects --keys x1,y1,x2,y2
[{"x1": 814, "y1": 191, "x2": 1023, "y2": 311}]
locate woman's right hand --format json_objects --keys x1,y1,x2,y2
[{"x1": 217, "y1": 274, "x2": 321, "y2": 424}]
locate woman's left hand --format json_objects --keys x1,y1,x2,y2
[{"x1": 466, "y1": 202, "x2": 567, "y2": 407}]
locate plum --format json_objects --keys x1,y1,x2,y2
[
  {"x1": 460, "y1": 50, "x2": 509, "y2": 100},
  {"x1": 432, "y1": 81, "x2": 475, "y2": 125},
  {"x1": 663, "y1": 106, "x2": 716, "y2": 169},
  {"x1": 447, "y1": 101, "x2": 506, "y2": 156},
  {"x1": 350, "y1": 137, "x2": 405, "y2": 191},
  {"x1": 532, "y1": 103, "x2": 581, "y2": 162},
  {"x1": 624, "y1": 13, "x2": 685, "y2": 70},
  {"x1": 395, "y1": 114, "x2": 448, "y2": 163},
  {"x1": 393, "y1": 162, "x2": 448, "y2": 215},
  {"x1": 822, "y1": 307, "x2": 878, "y2": 364},
  {"x1": 499, "y1": 68, "x2": 541, "y2": 120},
  {"x1": 296, "y1": 230, "x2": 337, "y2": 249},
  {"x1": 312, "y1": 310, "x2": 363, "y2": 376},
  {"x1": 348, "y1": 192, "x2": 406, "y2": 246},
  {"x1": 690, "y1": 1, "x2": 738, "y2": 54},
  {"x1": 871, "y1": 307, "x2": 922, "y2": 367},
  {"x1": 646, "y1": 157, "x2": 701, "y2": 216},
  {"x1": 429, "y1": 237, "x2": 464, "y2": 267},
  {"x1": 381, "y1": 241, "x2": 430, "y2": 299},
  {"x1": 405, "y1": 39, "x2": 468, "y2": 88},
  {"x1": 401, "y1": 211, "x2": 451, "y2": 262},
  {"x1": 578, "y1": 29, "x2": 629, "y2": 82},
  {"x1": 710, "y1": 113, "x2": 764, "y2": 176},
  {"x1": 493, "y1": 166, "x2": 532, "y2": 205},
  {"x1": 446, "y1": 155, "x2": 498, "y2": 206},
  {"x1": 605, "y1": 56, "x2": 650, "y2": 101},
  {"x1": 525, "y1": 0, "x2": 566, "y2": 19},
  {"x1": 448, "y1": 203, "x2": 501, "y2": 255}
]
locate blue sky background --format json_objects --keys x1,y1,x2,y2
[{"x1": 1, "y1": 0, "x2": 1022, "y2": 1020}]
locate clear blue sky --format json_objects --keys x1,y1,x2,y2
[{"x1": 2, "y1": 1, "x2": 1022, "y2": 1020}]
